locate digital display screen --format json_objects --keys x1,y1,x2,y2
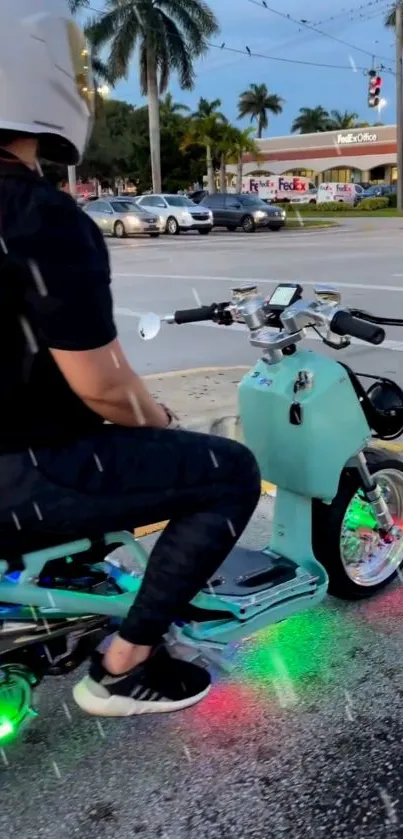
[{"x1": 269, "y1": 285, "x2": 298, "y2": 307}]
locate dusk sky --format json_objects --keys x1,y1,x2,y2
[{"x1": 84, "y1": 1, "x2": 397, "y2": 135}]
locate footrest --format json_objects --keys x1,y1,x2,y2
[{"x1": 183, "y1": 545, "x2": 328, "y2": 645}]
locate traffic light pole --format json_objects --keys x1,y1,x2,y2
[{"x1": 396, "y1": 1, "x2": 403, "y2": 211}]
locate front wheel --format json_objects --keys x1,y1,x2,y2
[
  {"x1": 313, "y1": 447, "x2": 403, "y2": 599},
  {"x1": 113, "y1": 220, "x2": 126, "y2": 238},
  {"x1": 166, "y1": 216, "x2": 179, "y2": 235},
  {"x1": 0, "y1": 663, "x2": 38, "y2": 745},
  {"x1": 242, "y1": 215, "x2": 255, "y2": 233}
]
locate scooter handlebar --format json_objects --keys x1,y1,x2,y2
[
  {"x1": 330, "y1": 309, "x2": 385, "y2": 345},
  {"x1": 173, "y1": 304, "x2": 218, "y2": 325}
]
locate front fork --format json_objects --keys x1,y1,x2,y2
[{"x1": 354, "y1": 451, "x2": 395, "y2": 534}]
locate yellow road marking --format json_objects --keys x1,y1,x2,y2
[
  {"x1": 134, "y1": 479, "x2": 277, "y2": 538},
  {"x1": 133, "y1": 447, "x2": 403, "y2": 539}
]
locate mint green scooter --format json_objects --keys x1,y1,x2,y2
[{"x1": 1, "y1": 282, "x2": 403, "y2": 741}]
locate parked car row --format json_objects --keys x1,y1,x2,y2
[{"x1": 82, "y1": 193, "x2": 286, "y2": 237}]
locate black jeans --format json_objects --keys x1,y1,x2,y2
[{"x1": 0, "y1": 426, "x2": 261, "y2": 645}]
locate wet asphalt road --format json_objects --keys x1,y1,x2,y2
[{"x1": 3, "y1": 219, "x2": 403, "y2": 838}]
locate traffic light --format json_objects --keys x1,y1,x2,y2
[{"x1": 368, "y1": 70, "x2": 382, "y2": 108}]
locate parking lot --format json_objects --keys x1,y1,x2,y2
[{"x1": 3, "y1": 219, "x2": 403, "y2": 839}]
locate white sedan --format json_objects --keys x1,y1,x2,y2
[{"x1": 134, "y1": 193, "x2": 213, "y2": 235}]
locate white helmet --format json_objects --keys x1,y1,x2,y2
[{"x1": 0, "y1": 0, "x2": 94, "y2": 164}]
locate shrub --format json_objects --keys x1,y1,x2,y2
[
  {"x1": 356, "y1": 197, "x2": 389, "y2": 211},
  {"x1": 388, "y1": 193, "x2": 397, "y2": 208}
]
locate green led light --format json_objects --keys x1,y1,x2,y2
[
  {"x1": 344, "y1": 494, "x2": 377, "y2": 531},
  {"x1": 0, "y1": 719, "x2": 14, "y2": 741}
]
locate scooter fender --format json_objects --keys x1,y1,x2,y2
[{"x1": 238, "y1": 350, "x2": 372, "y2": 503}]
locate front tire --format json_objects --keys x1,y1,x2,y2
[
  {"x1": 242, "y1": 215, "x2": 255, "y2": 233},
  {"x1": 114, "y1": 221, "x2": 126, "y2": 238},
  {"x1": 0, "y1": 662, "x2": 38, "y2": 745},
  {"x1": 312, "y1": 446, "x2": 403, "y2": 599},
  {"x1": 166, "y1": 216, "x2": 180, "y2": 235}
]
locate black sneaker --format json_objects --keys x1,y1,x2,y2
[{"x1": 72, "y1": 645, "x2": 211, "y2": 717}]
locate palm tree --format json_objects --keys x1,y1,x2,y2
[
  {"x1": 68, "y1": 0, "x2": 89, "y2": 11},
  {"x1": 385, "y1": 4, "x2": 397, "y2": 28},
  {"x1": 229, "y1": 127, "x2": 259, "y2": 192},
  {"x1": 182, "y1": 113, "x2": 225, "y2": 192},
  {"x1": 86, "y1": 1, "x2": 219, "y2": 194},
  {"x1": 160, "y1": 92, "x2": 190, "y2": 120},
  {"x1": 238, "y1": 83, "x2": 284, "y2": 138},
  {"x1": 215, "y1": 124, "x2": 236, "y2": 193},
  {"x1": 326, "y1": 109, "x2": 359, "y2": 130},
  {"x1": 191, "y1": 97, "x2": 226, "y2": 120},
  {"x1": 291, "y1": 106, "x2": 330, "y2": 134}
]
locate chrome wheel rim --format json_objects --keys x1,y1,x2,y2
[
  {"x1": 341, "y1": 468, "x2": 403, "y2": 586},
  {"x1": 167, "y1": 219, "x2": 177, "y2": 234},
  {"x1": 115, "y1": 223, "x2": 124, "y2": 237},
  {"x1": 0, "y1": 665, "x2": 37, "y2": 743}
]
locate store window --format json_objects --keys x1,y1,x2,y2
[
  {"x1": 284, "y1": 169, "x2": 315, "y2": 178},
  {"x1": 391, "y1": 166, "x2": 397, "y2": 183},
  {"x1": 321, "y1": 168, "x2": 361, "y2": 183},
  {"x1": 369, "y1": 165, "x2": 386, "y2": 184}
]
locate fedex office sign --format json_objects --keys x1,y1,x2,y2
[{"x1": 336, "y1": 131, "x2": 377, "y2": 145}]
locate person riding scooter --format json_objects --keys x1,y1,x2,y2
[{"x1": 0, "y1": 0, "x2": 261, "y2": 717}]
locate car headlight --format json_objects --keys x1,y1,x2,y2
[
  {"x1": 253, "y1": 210, "x2": 267, "y2": 220},
  {"x1": 127, "y1": 214, "x2": 141, "y2": 227},
  {"x1": 179, "y1": 212, "x2": 192, "y2": 223}
]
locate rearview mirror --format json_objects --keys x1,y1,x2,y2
[{"x1": 138, "y1": 312, "x2": 161, "y2": 340}]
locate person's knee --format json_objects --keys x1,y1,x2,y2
[{"x1": 218, "y1": 438, "x2": 261, "y2": 502}]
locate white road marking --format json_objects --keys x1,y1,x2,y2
[
  {"x1": 114, "y1": 273, "x2": 403, "y2": 294},
  {"x1": 114, "y1": 307, "x2": 403, "y2": 352}
]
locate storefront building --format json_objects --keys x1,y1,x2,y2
[{"x1": 227, "y1": 124, "x2": 397, "y2": 186}]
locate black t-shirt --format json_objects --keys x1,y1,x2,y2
[{"x1": 0, "y1": 152, "x2": 117, "y2": 452}]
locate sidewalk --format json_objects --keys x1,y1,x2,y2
[{"x1": 135, "y1": 366, "x2": 275, "y2": 539}]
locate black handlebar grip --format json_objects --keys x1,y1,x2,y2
[
  {"x1": 331, "y1": 309, "x2": 385, "y2": 345},
  {"x1": 174, "y1": 304, "x2": 217, "y2": 325}
]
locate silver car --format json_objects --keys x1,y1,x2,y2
[
  {"x1": 83, "y1": 198, "x2": 161, "y2": 238},
  {"x1": 134, "y1": 193, "x2": 213, "y2": 235}
]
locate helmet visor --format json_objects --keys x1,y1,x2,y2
[{"x1": 66, "y1": 20, "x2": 95, "y2": 117}]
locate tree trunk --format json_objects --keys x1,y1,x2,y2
[
  {"x1": 257, "y1": 116, "x2": 263, "y2": 139},
  {"x1": 219, "y1": 154, "x2": 226, "y2": 192},
  {"x1": 236, "y1": 157, "x2": 243, "y2": 193},
  {"x1": 146, "y1": 44, "x2": 162, "y2": 193},
  {"x1": 206, "y1": 143, "x2": 215, "y2": 193}
]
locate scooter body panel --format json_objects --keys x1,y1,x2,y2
[{"x1": 238, "y1": 349, "x2": 371, "y2": 502}]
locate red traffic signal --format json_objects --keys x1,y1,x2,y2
[{"x1": 368, "y1": 70, "x2": 382, "y2": 107}]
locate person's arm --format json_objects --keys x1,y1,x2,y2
[
  {"x1": 50, "y1": 338, "x2": 169, "y2": 428},
  {"x1": 23, "y1": 196, "x2": 169, "y2": 428}
]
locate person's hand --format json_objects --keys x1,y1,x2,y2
[{"x1": 159, "y1": 404, "x2": 181, "y2": 429}]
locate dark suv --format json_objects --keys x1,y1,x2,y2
[{"x1": 200, "y1": 193, "x2": 286, "y2": 232}]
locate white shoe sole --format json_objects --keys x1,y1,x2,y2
[{"x1": 72, "y1": 677, "x2": 211, "y2": 717}]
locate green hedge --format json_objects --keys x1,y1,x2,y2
[
  {"x1": 277, "y1": 196, "x2": 392, "y2": 213},
  {"x1": 356, "y1": 197, "x2": 389, "y2": 210}
]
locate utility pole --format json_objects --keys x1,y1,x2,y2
[{"x1": 396, "y1": 1, "x2": 403, "y2": 211}]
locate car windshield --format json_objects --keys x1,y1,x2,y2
[
  {"x1": 165, "y1": 196, "x2": 195, "y2": 207},
  {"x1": 111, "y1": 201, "x2": 140, "y2": 213},
  {"x1": 239, "y1": 195, "x2": 267, "y2": 207},
  {"x1": 365, "y1": 186, "x2": 380, "y2": 194}
]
